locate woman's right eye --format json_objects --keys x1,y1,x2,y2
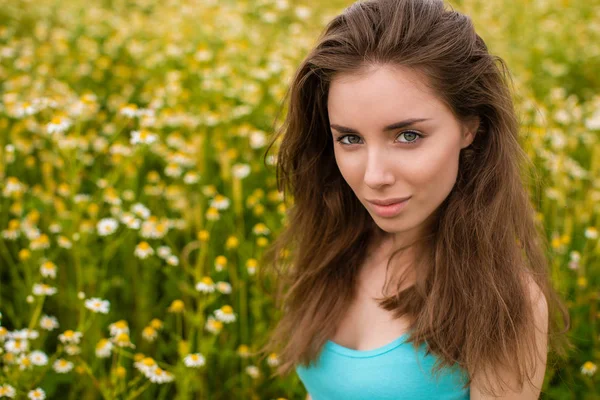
[{"x1": 335, "y1": 135, "x2": 360, "y2": 145}]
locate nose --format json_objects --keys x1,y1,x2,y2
[{"x1": 363, "y1": 149, "x2": 395, "y2": 189}]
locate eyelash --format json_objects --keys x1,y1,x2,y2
[{"x1": 334, "y1": 130, "x2": 424, "y2": 147}]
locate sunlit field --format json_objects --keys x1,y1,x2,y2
[{"x1": 0, "y1": 0, "x2": 598, "y2": 398}]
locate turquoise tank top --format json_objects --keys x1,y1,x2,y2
[{"x1": 295, "y1": 333, "x2": 470, "y2": 400}]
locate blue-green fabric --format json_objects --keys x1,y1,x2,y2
[{"x1": 295, "y1": 333, "x2": 470, "y2": 400}]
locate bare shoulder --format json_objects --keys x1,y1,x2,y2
[
  {"x1": 522, "y1": 272, "x2": 548, "y2": 319},
  {"x1": 306, "y1": 394, "x2": 312, "y2": 400}
]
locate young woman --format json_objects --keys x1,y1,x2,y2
[{"x1": 257, "y1": 0, "x2": 572, "y2": 399}]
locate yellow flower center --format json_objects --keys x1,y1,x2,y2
[
  {"x1": 221, "y1": 305, "x2": 233, "y2": 314},
  {"x1": 142, "y1": 357, "x2": 156, "y2": 366},
  {"x1": 115, "y1": 333, "x2": 130, "y2": 343}
]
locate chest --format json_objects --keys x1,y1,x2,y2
[
  {"x1": 330, "y1": 296, "x2": 412, "y2": 352},
  {"x1": 329, "y1": 267, "x2": 414, "y2": 351}
]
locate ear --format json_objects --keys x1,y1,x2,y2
[{"x1": 461, "y1": 116, "x2": 480, "y2": 149}]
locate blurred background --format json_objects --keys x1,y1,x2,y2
[{"x1": 0, "y1": 0, "x2": 598, "y2": 398}]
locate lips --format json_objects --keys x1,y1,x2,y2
[
  {"x1": 368, "y1": 197, "x2": 410, "y2": 218},
  {"x1": 367, "y1": 196, "x2": 411, "y2": 206}
]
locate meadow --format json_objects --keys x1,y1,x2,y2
[{"x1": 0, "y1": 0, "x2": 599, "y2": 398}]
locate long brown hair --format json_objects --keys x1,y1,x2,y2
[{"x1": 257, "y1": 0, "x2": 572, "y2": 396}]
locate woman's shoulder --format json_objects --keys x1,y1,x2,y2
[{"x1": 520, "y1": 270, "x2": 546, "y2": 310}]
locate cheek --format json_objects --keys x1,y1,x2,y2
[
  {"x1": 411, "y1": 145, "x2": 460, "y2": 199},
  {"x1": 334, "y1": 151, "x2": 360, "y2": 185}
]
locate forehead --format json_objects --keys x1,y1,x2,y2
[{"x1": 327, "y1": 65, "x2": 443, "y2": 121}]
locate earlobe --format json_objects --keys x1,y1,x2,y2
[{"x1": 461, "y1": 116, "x2": 480, "y2": 149}]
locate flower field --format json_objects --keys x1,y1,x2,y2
[{"x1": 0, "y1": 0, "x2": 598, "y2": 399}]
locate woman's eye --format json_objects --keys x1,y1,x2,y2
[
  {"x1": 335, "y1": 130, "x2": 423, "y2": 146},
  {"x1": 399, "y1": 131, "x2": 420, "y2": 143},
  {"x1": 338, "y1": 135, "x2": 361, "y2": 145}
]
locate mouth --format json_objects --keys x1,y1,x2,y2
[
  {"x1": 366, "y1": 196, "x2": 411, "y2": 206},
  {"x1": 367, "y1": 197, "x2": 411, "y2": 218}
]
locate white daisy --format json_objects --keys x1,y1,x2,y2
[
  {"x1": 120, "y1": 213, "x2": 141, "y2": 229},
  {"x1": 205, "y1": 207, "x2": 220, "y2": 221},
  {"x1": 134, "y1": 241, "x2": 154, "y2": 259},
  {"x1": 585, "y1": 227, "x2": 598, "y2": 240},
  {"x1": 119, "y1": 104, "x2": 138, "y2": 118},
  {"x1": 585, "y1": 109, "x2": 600, "y2": 130},
  {"x1": 184, "y1": 353, "x2": 206, "y2": 368},
  {"x1": 215, "y1": 281, "x2": 232, "y2": 294},
  {"x1": 249, "y1": 130, "x2": 267, "y2": 149},
  {"x1": 108, "y1": 320, "x2": 129, "y2": 337},
  {"x1": 3, "y1": 176, "x2": 26, "y2": 197},
  {"x1": 53, "y1": 358, "x2": 74, "y2": 373},
  {"x1": 205, "y1": 315, "x2": 223, "y2": 335},
  {"x1": 157, "y1": 246, "x2": 172, "y2": 259},
  {"x1": 195, "y1": 277, "x2": 215, "y2": 293},
  {"x1": 148, "y1": 367, "x2": 175, "y2": 384},
  {"x1": 46, "y1": 116, "x2": 71, "y2": 135},
  {"x1": 5, "y1": 339, "x2": 29, "y2": 354},
  {"x1": 0, "y1": 384, "x2": 16, "y2": 398},
  {"x1": 58, "y1": 330, "x2": 83, "y2": 344},
  {"x1": 13, "y1": 101, "x2": 37, "y2": 118},
  {"x1": 130, "y1": 129, "x2": 158, "y2": 145},
  {"x1": 214, "y1": 305, "x2": 236, "y2": 323},
  {"x1": 17, "y1": 353, "x2": 33, "y2": 370},
  {"x1": 32, "y1": 283, "x2": 57, "y2": 296},
  {"x1": 134, "y1": 357, "x2": 158, "y2": 376},
  {"x1": 95, "y1": 338, "x2": 113, "y2": 358},
  {"x1": 252, "y1": 223, "x2": 271, "y2": 235},
  {"x1": 39, "y1": 315, "x2": 59, "y2": 331},
  {"x1": 84, "y1": 297, "x2": 110, "y2": 314},
  {"x1": 131, "y1": 203, "x2": 151, "y2": 219},
  {"x1": 164, "y1": 163, "x2": 182, "y2": 178},
  {"x1": 97, "y1": 218, "x2": 119, "y2": 236},
  {"x1": 166, "y1": 255, "x2": 179, "y2": 266},
  {"x1": 183, "y1": 171, "x2": 200, "y2": 184},
  {"x1": 245, "y1": 365, "x2": 260, "y2": 379},
  {"x1": 210, "y1": 195, "x2": 230, "y2": 210},
  {"x1": 29, "y1": 350, "x2": 49, "y2": 366},
  {"x1": 142, "y1": 326, "x2": 158, "y2": 342},
  {"x1": 267, "y1": 353, "x2": 279, "y2": 367},
  {"x1": 27, "y1": 387, "x2": 45, "y2": 400},
  {"x1": 40, "y1": 261, "x2": 57, "y2": 279},
  {"x1": 64, "y1": 344, "x2": 81, "y2": 355},
  {"x1": 232, "y1": 163, "x2": 251, "y2": 179},
  {"x1": 111, "y1": 332, "x2": 135, "y2": 348},
  {"x1": 581, "y1": 361, "x2": 597, "y2": 376},
  {"x1": 214, "y1": 257, "x2": 226, "y2": 272},
  {"x1": 294, "y1": 5, "x2": 311, "y2": 20},
  {"x1": 9, "y1": 328, "x2": 38, "y2": 340}
]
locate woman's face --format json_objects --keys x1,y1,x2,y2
[{"x1": 327, "y1": 64, "x2": 479, "y2": 248}]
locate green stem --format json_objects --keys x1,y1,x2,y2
[
  {"x1": 76, "y1": 356, "x2": 111, "y2": 400},
  {"x1": 125, "y1": 380, "x2": 152, "y2": 400},
  {"x1": 27, "y1": 295, "x2": 46, "y2": 330}
]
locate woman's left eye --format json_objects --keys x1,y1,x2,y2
[{"x1": 397, "y1": 130, "x2": 423, "y2": 144}]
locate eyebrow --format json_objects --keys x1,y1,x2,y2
[{"x1": 330, "y1": 118, "x2": 430, "y2": 134}]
